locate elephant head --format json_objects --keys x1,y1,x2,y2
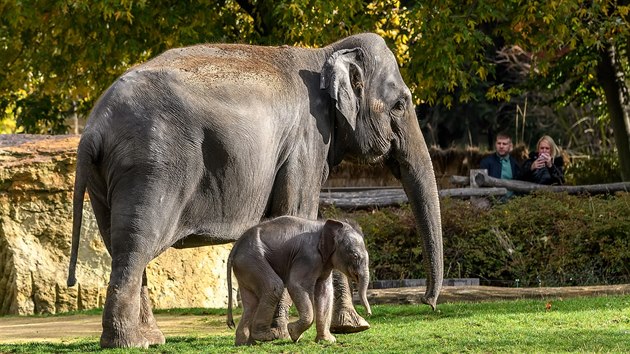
[
  {"x1": 321, "y1": 34, "x2": 443, "y2": 309},
  {"x1": 319, "y1": 219, "x2": 371, "y2": 316}
]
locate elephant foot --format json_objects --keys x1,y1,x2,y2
[
  {"x1": 140, "y1": 326, "x2": 166, "y2": 345},
  {"x1": 270, "y1": 300, "x2": 290, "y2": 340},
  {"x1": 270, "y1": 325, "x2": 290, "y2": 340},
  {"x1": 234, "y1": 337, "x2": 254, "y2": 346},
  {"x1": 287, "y1": 322, "x2": 305, "y2": 343},
  {"x1": 315, "y1": 333, "x2": 337, "y2": 343},
  {"x1": 100, "y1": 328, "x2": 150, "y2": 349},
  {"x1": 421, "y1": 293, "x2": 438, "y2": 311},
  {"x1": 330, "y1": 306, "x2": 370, "y2": 334},
  {"x1": 250, "y1": 329, "x2": 277, "y2": 343},
  {"x1": 234, "y1": 328, "x2": 252, "y2": 346}
]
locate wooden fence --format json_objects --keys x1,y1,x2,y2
[{"x1": 320, "y1": 170, "x2": 630, "y2": 209}]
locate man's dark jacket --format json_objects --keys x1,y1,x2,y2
[{"x1": 479, "y1": 153, "x2": 521, "y2": 180}]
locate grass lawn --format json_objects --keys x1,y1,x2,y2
[{"x1": 0, "y1": 295, "x2": 628, "y2": 353}]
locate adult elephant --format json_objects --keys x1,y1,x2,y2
[{"x1": 67, "y1": 32, "x2": 443, "y2": 348}]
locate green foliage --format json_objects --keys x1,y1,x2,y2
[
  {"x1": 322, "y1": 204, "x2": 423, "y2": 279},
  {"x1": 269, "y1": 0, "x2": 368, "y2": 46},
  {"x1": 0, "y1": 0, "x2": 253, "y2": 133},
  {"x1": 1, "y1": 0, "x2": 413, "y2": 133},
  {"x1": 1, "y1": 296, "x2": 629, "y2": 352},
  {"x1": 482, "y1": 192, "x2": 630, "y2": 286},
  {"x1": 565, "y1": 153, "x2": 622, "y2": 185},
  {"x1": 406, "y1": 1, "x2": 508, "y2": 107},
  {"x1": 0, "y1": 1, "x2": 615, "y2": 118},
  {"x1": 2, "y1": 0, "x2": 629, "y2": 175},
  {"x1": 322, "y1": 192, "x2": 630, "y2": 286}
]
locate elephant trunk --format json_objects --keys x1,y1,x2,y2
[
  {"x1": 392, "y1": 113, "x2": 443, "y2": 310},
  {"x1": 357, "y1": 273, "x2": 372, "y2": 316}
]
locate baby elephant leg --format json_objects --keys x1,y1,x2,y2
[
  {"x1": 314, "y1": 276, "x2": 336, "y2": 343},
  {"x1": 270, "y1": 289, "x2": 291, "y2": 340},
  {"x1": 234, "y1": 288, "x2": 257, "y2": 346},
  {"x1": 250, "y1": 274, "x2": 285, "y2": 343},
  {"x1": 287, "y1": 283, "x2": 314, "y2": 342}
]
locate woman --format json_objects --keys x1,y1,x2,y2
[{"x1": 521, "y1": 135, "x2": 565, "y2": 185}]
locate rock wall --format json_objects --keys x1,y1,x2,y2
[{"x1": 0, "y1": 135, "x2": 233, "y2": 315}]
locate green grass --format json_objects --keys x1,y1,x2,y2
[{"x1": 1, "y1": 295, "x2": 629, "y2": 353}]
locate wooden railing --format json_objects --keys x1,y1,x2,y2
[{"x1": 319, "y1": 169, "x2": 630, "y2": 209}]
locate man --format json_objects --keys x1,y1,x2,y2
[{"x1": 480, "y1": 133, "x2": 521, "y2": 182}]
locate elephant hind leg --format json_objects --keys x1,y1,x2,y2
[
  {"x1": 270, "y1": 290, "x2": 291, "y2": 340},
  {"x1": 100, "y1": 251, "x2": 151, "y2": 348},
  {"x1": 249, "y1": 275, "x2": 285, "y2": 343},
  {"x1": 235, "y1": 287, "x2": 257, "y2": 346},
  {"x1": 139, "y1": 271, "x2": 165, "y2": 345}
]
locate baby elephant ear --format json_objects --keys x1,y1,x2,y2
[{"x1": 319, "y1": 219, "x2": 344, "y2": 264}]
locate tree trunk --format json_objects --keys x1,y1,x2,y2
[{"x1": 596, "y1": 44, "x2": 630, "y2": 181}]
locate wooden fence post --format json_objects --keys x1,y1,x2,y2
[{"x1": 469, "y1": 169, "x2": 488, "y2": 188}]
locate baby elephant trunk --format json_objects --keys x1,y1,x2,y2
[{"x1": 358, "y1": 273, "x2": 372, "y2": 316}]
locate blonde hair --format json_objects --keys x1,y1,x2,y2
[{"x1": 537, "y1": 135, "x2": 559, "y2": 158}]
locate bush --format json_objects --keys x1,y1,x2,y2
[
  {"x1": 565, "y1": 152, "x2": 622, "y2": 185},
  {"x1": 321, "y1": 205, "x2": 423, "y2": 279},
  {"x1": 320, "y1": 192, "x2": 630, "y2": 287}
]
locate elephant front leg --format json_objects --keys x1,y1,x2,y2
[
  {"x1": 330, "y1": 270, "x2": 370, "y2": 334},
  {"x1": 139, "y1": 271, "x2": 165, "y2": 345},
  {"x1": 314, "y1": 276, "x2": 336, "y2": 343},
  {"x1": 286, "y1": 284, "x2": 315, "y2": 342}
]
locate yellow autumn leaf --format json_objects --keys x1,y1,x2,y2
[{"x1": 476, "y1": 66, "x2": 487, "y2": 80}]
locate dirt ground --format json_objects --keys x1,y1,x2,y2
[{"x1": 1, "y1": 284, "x2": 629, "y2": 344}]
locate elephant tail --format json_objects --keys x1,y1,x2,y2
[
  {"x1": 226, "y1": 245, "x2": 236, "y2": 329},
  {"x1": 67, "y1": 133, "x2": 99, "y2": 287}
]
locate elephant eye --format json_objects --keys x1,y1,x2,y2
[{"x1": 392, "y1": 100, "x2": 405, "y2": 115}]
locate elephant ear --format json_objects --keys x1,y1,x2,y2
[
  {"x1": 320, "y1": 48, "x2": 366, "y2": 131},
  {"x1": 319, "y1": 219, "x2": 343, "y2": 265}
]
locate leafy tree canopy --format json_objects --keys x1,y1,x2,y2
[{"x1": 1, "y1": 1, "x2": 628, "y2": 161}]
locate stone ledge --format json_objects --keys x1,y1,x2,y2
[
  {"x1": 360, "y1": 284, "x2": 630, "y2": 305},
  {"x1": 370, "y1": 278, "x2": 480, "y2": 289}
]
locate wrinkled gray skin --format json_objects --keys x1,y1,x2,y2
[
  {"x1": 226, "y1": 216, "x2": 371, "y2": 345},
  {"x1": 67, "y1": 32, "x2": 443, "y2": 349}
]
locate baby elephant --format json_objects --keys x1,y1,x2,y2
[{"x1": 226, "y1": 216, "x2": 372, "y2": 345}]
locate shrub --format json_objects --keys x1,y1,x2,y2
[
  {"x1": 320, "y1": 192, "x2": 630, "y2": 287},
  {"x1": 565, "y1": 152, "x2": 622, "y2": 185},
  {"x1": 321, "y1": 205, "x2": 423, "y2": 279}
]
